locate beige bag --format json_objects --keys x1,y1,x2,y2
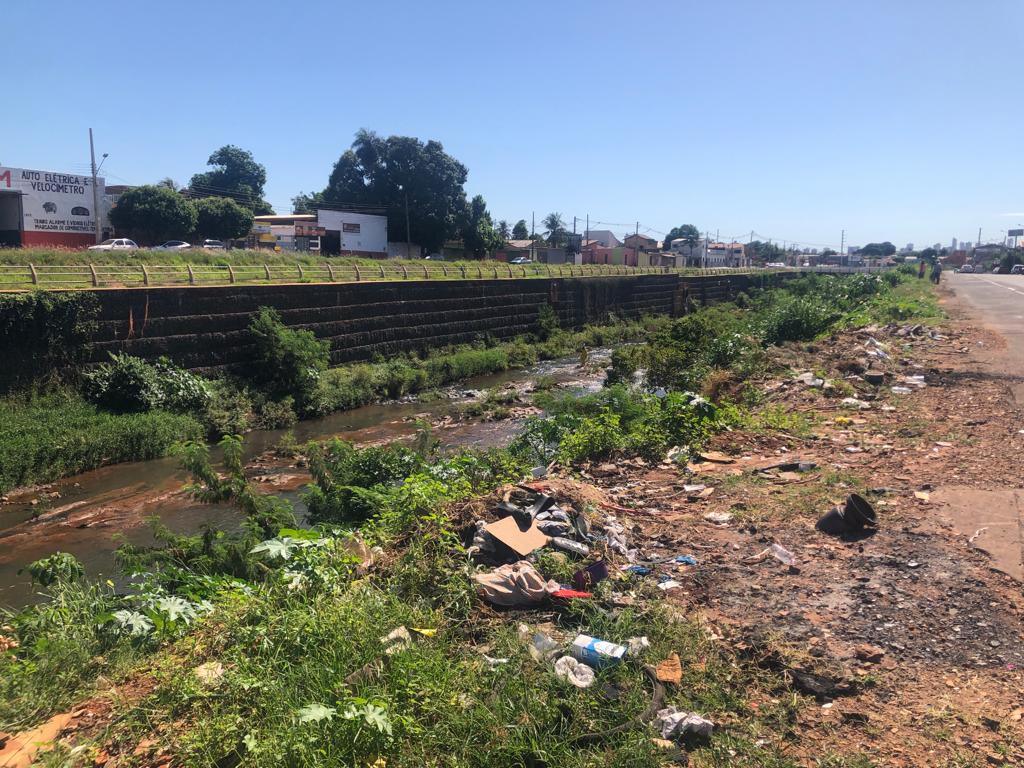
[{"x1": 473, "y1": 560, "x2": 558, "y2": 606}]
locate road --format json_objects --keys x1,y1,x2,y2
[
  {"x1": 939, "y1": 272, "x2": 1024, "y2": 580},
  {"x1": 947, "y1": 272, "x2": 1024, "y2": 400}
]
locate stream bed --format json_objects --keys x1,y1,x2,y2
[{"x1": 0, "y1": 353, "x2": 608, "y2": 608}]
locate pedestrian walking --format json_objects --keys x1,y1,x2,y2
[
  {"x1": 930, "y1": 260, "x2": 942, "y2": 284},
  {"x1": 918, "y1": 260, "x2": 926, "y2": 279}
]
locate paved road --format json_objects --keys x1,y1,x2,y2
[
  {"x1": 947, "y1": 273, "x2": 1024, "y2": 389},
  {"x1": 941, "y1": 272, "x2": 1024, "y2": 580}
]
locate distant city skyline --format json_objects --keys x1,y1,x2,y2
[{"x1": 3, "y1": 0, "x2": 1022, "y2": 251}]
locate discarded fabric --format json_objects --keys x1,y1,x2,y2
[
  {"x1": 674, "y1": 554, "x2": 698, "y2": 566},
  {"x1": 554, "y1": 655, "x2": 596, "y2": 688},
  {"x1": 572, "y1": 560, "x2": 609, "y2": 590},
  {"x1": 474, "y1": 561, "x2": 558, "y2": 606}
]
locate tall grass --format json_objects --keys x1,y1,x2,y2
[{"x1": 0, "y1": 390, "x2": 203, "y2": 493}]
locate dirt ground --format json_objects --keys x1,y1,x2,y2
[{"x1": 564, "y1": 286, "x2": 1024, "y2": 766}]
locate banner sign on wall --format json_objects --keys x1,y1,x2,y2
[{"x1": 0, "y1": 166, "x2": 105, "y2": 236}]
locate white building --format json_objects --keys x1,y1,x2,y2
[{"x1": 316, "y1": 209, "x2": 388, "y2": 257}]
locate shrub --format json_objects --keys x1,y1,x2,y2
[
  {"x1": 756, "y1": 295, "x2": 839, "y2": 345},
  {"x1": 203, "y1": 380, "x2": 252, "y2": 437},
  {"x1": 22, "y1": 553, "x2": 84, "y2": 586},
  {"x1": 84, "y1": 353, "x2": 164, "y2": 413},
  {"x1": 536, "y1": 303, "x2": 559, "y2": 340},
  {"x1": 152, "y1": 358, "x2": 211, "y2": 413},
  {"x1": 247, "y1": 307, "x2": 330, "y2": 415},
  {"x1": 254, "y1": 396, "x2": 298, "y2": 430}
]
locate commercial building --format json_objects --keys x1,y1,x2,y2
[
  {"x1": 252, "y1": 209, "x2": 389, "y2": 256},
  {"x1": 0, "y1": 165, "x2": 108, "y2": 247}
]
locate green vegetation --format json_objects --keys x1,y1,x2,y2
[
  {"x1": 0, "y1": 271, "x2": 944, "y2": 764},
  {"x1": 0, "y1": 389, "x2": 202, "y2": 494}
]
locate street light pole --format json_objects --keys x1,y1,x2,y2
[
  {"x1": 89, "y1": 128, "x2": 102, "y2": 244},
  {"x1": 398, "y1": 185, "x2": 411, "y2": 259}
]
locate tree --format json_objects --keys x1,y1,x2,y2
[
  {"x1": 664, "y1": 224, "x2": 700, "y2": 249},
  {"x1": 747, "y1": 240, "x2": 784, "y2": 262},
  {"x1": 460, "y1": 195, "x2": 503, "y2": 257},
  {"x1": 157, "y1": 177, "x2": 179, "y2": 191},
  {"x1": 820, "y1": 248, "x2": 838, "y2": 258},
  {"x1": 543, "y1": 212, "x2": 567, "y2": 247},
  {"x1": 109, "y1": 185, "x2": 197, "y2": 245},
  {"x1": 193, "y1": 197, "x2": 254, "y2": 242},
  {"x1": 859, "y1": 241, "x2": 897, "y2": 257},
  {"x1": 292, "y1": 191, "x2": 323, "y2": 214},
  {"x1": 318, "y1": 129, "x2": 469, "y2": 253},
  {"x1": 496, "y1": 219, "x2": 511, "y2": 241},
  {"x1": 512, "y1": 219, "x2": 529, "y2": 239},
  {"x1": 189, "y1": 145, "x2": 273, "y2": 214}
]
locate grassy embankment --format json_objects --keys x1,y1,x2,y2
[
  {"x1": 0, "y1": 269, "x2": 944, "y2": 766},
  {"x1": 0, "y1": 300, "x2": 665, "y2": 494}
]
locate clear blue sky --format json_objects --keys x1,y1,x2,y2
[{"x1": 5, "y1": 0, "x2": 1022, "y2": 250}]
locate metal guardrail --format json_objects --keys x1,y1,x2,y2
[{"x1": 0, "y1": 262, "x2": 872, "y2": 291}]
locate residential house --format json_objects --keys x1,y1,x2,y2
[
  {"x1": 580, "y1": 240, "x2": 642, "y2": 266},
  {"x1": 583, "y1": 229, "x2": 621, "y2": 248},
  {"x1": 494, "y1": 239, "x2": 571, "y2": 264},
  {"x1": 623, "y1": 233, "x2": 659, "y2": 252}
]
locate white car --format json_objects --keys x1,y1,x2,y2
[
  {"x1": 201, "y1": 239, "x2": 226, "y2": 250},
  {"x1": 154, "y1": 240, "x2": 191, "y2": 250},
  {"x1": 88, "y1": 238, "x2": 138, "y2": 251}
]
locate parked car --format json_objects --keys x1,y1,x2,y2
[
  {"x1": 153, "y1": 240, "x2": 191, "y2": 250},
  {"x1": 201, "y1": 239, "x2": 226, "y2": 250},
  {"x1": 765, "y1": 262, "x2": 786, "y2": 268},
  {"x1": 1011, "y1": 264, "x2": 1024, "y2": 275},
  {"x1": 88, "y1": 238, "x2": 138, "y2": 251},
  {"x1": 958, "y1": 264, "x2": 974, "y2": 273},
  {"x1": 423, "y1": 253, "x2": 445, "y2": 261},
  {"x1": 510, "y1": 256, "x2": 532, "y2": 265}
]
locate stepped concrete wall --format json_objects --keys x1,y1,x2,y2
[{"x1": 85, "y1": 272, "x2": 785, "y2": 371}]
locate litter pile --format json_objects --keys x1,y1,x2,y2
[{"x1": 460, "y1": 483, "x2": 714, "y2": 745}]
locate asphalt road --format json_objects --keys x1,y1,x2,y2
[{"x1": 942, "y1": 272, "x2": 1024, "y2": 580}]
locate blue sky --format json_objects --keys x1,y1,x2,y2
[{"x1": 5, "y1": 0, "x2": 1022, "y2": 250}]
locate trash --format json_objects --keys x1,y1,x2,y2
[
  {"x1": 382, "y1": 626, "x2": 414, "y2": 655},
  {"x1": 410, "y1": 627, "x2": 437, "y2": 637},
  {"x1": 794, "y1": 371, "x2": 825, "y2": 387},
  {"x1": 537, "y1": 519, "x2": 573, "y2": 536},
  {"x1": 570, "y1": 634, "x2": 627, "y2": 668},
  {"x1": 914, "y1": 491, "x2": 930, "y2": 502},
  {"x1": 657, "y1": 579, "x2": 682, "y2": 591},
  {"x1": 697, "y1": 451, "x2": 735, "y2": 464},
  {"x1": 656, "y1": 653, "x2": 682, "y2": 684},
  {"x1": 622, "y1": 565, "x2": 652, "y2": 576},
  {"x1": 760, "y1": 460, "x2": 817, "y2": 473},
  {"x1": 467, "y1": 520, "x2": 497, "y2": 558},
  {"x1": 890, "y1": 386, "x2": 913, "y2": 395},
  {"x1": 655, "y1": 707, "x2": 714, "y2": 740},
  {"x1": 483, "y1": 515, "x2": 549, "y2": 557},
  {"x1": 572, "y1": 560, "x2": 609, "y2": 590},
  {"x1": 903, "y1": 374, "x2": 926, "y2": 387},
  {"x1": 816, "y1": 493, "x2": 878, "y2": 536},
  {"x1": 528, "y1": 493, "x2": 557, "y2": 517},
  {"x1": 344, "y1": 658, "x2": 384, "y2": 685},
  {"x1": 864, "y1": 371, "x2": 885, "y2": 386},
  {"x1": 519, "y1": 624, "x2": 561, "y2": 662},
  {"x1": 551, "y1": 536, "x2": 590, "y2": 558},
  {"x1": 626, "y1": 636, "x2": 650, "y2": 655},
  {"x1": 474, "y1": 561, "x2": 558, "y2": 606},
  {"x1": 531, "y1": 465, "x2": 548, "y2": 479},
  {"x1": 666, "y1": 446, "x2": 686, "y2": 463},
  {"x1": 854, "y1": 644, "x2": 885, "y2": 663},
  {"x1": 482, "y1": 654, "x2": 509, "y2": 668},
  {"x1": 768, "y1": 543, "x2": 797, "y2": 566},
  {"x1": 703, "y1": 511, "x2": 733, "y2": 525},
  {"x1": 554, "y1": 655, "x2": 597, "y2": 688},
  {"x1": 194, "y1": 661, "x2": 225, "y2": 686},
  {"x1": 674, "y1": 554, "x2": 698, "y2": 566},
  {"x1": 682, "y1": 483, "x2": 706, "y2": 493},
  {"x1": 840, "y1": 397, "x2": 871, "y2": 410},
  {"x1": 550, "y1": 588, "x2": 593, "y2": 599}
]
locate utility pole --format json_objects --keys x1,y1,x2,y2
[
  {"x1": 748, "y1": 230, "x2": 754, "y2": 268},
  {"x1": 403, "y1": 187, "x2": 411, "y2": 259},
  {"x1": 978, "y1": 226, "x2": 982, "y2": 245},
  {"x1": 89, "y1": 128, "x2": 102, "y2": 244},
  {"x1": 531, "y1": 211, "x2": 535, "y2": 263}
]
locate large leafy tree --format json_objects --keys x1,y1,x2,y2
[
  {"x1": 318, "y1": 130, "x2": 469, "y2": 253},
  {"x1": 747, "y1": 240, "x2": 785, "y2": 262},
  {"x1": 511, "y1": 219, "x2": 529, "y2": 239},
  {"x1": 109, "y1": 185, "x2": 197, "y2": 244},
  {"x1": 189, "y1": 145, "x2": 273, "y2": 214},
  {"x1": 665, "y1": 224, "x2": 700, "y2": 249},
  {"x1": 859, "y1": 241, "x2": 897, "y2": 257},
  {"x1": 194, "y1": 196, "x2": 254, "y2": 241},
  {"x1": 460, "y1": 195, "x2": 503, "y2": 257},
  {"x1": 543, "y1": 212, "x2": 567, "y2": 247}
]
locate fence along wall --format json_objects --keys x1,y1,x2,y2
[{"x1": 85, "y1": 272, "x2": 776, "y2": 371}]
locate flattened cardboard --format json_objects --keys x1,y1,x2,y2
[{"x1": 484, "y1": 515, "x2": 550, "y2": 557}]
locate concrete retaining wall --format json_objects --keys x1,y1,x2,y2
[{"x1": 86, "y1": 272, "x2": 782, "y2": 371}]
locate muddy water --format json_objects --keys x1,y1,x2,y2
[{"x1": 0, "y1": 354, "x2": 608, "y2": 608}]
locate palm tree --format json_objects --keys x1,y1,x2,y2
[
  {"x1": 543, "y1": 212, "x2": 566, "y2": 246},
  {"x1": 496, "y1": 219, "x2": 511, "y2": 241}
]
